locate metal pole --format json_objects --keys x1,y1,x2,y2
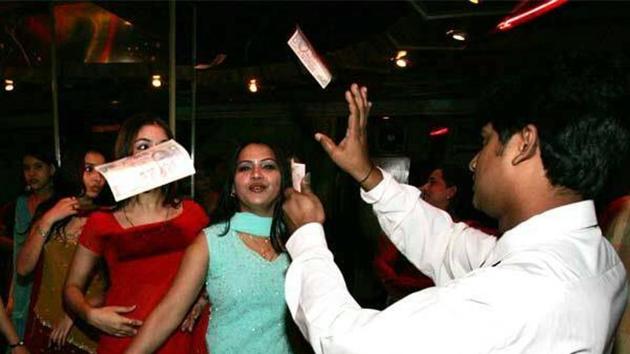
[
  {"x1": 190, "y1": 3, "x2": 198, "y2": 198},
  {"x1": 50, "y1": 1, "x2": 61, "y2": 167},
  {"x1": 169, "y1": 0, "x2": 176, "y2": 136}
]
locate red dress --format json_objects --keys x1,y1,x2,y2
[{"x1": 79, "y1": 199, "x2": 209, "y2": 354}]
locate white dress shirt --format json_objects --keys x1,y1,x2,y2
[{"x1": 285, "y1": 171, "x2": 628, "y2": 354}]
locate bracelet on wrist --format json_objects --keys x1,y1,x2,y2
[
  {"x1": 359, "y1": 164, "x2": 374, "y2": 184},
  {"x1": 9, "y1": 340, "x2": 24, "y2": 348},
  {"x1": 36, "y1": 225, "x2": 49, "y2": 239}
]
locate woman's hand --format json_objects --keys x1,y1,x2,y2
[
  {"x1": 180, "y1": 292, "x2": 209, "y2": 332},
  {"x1": 87, "y1": 305, "x2": 143, "y2": 337},
  {"x1": 49, "y1": 313, "x2": 74, "y2": 347},
  {"x1": 42, "y1": 197, "x2": 80, "y2": 227}
]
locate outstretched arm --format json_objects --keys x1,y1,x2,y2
[{"x1": 124, "y1": 233, "x2": 209, "y2": 354}]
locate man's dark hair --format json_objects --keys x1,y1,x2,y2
[{"x1": 476, "y1": 53, "x2": 629, "y2": 199}]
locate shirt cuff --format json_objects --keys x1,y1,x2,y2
[
  {"x1": 360, "y1": 168, "x2": 392, "y2": 204},
  {"x1": 286, "y1": 222, "x2": 328, "y2": 258}
]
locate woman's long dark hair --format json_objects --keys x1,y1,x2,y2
[
  {"x1": 212, "y1": 141, "x2": 290, "y2": 252},
  {"x1": 113, "y1": 113, "x2": 180, "y2": 209},
  {"x1": 30, "y1": 148, "x2": 112, "y2": 240}
]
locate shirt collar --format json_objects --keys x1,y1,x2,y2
[{"x1": 487, "y1": 200, "x2": 598, "y2": 265}]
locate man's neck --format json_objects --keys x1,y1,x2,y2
[{"x1": 498, "y1": 188, "x2": 582, "y2": 233}]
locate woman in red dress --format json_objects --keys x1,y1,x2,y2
[{"x1": 64, "y1": 115, "x2": 209, "y2": 354}]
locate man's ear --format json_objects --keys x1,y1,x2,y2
[
  {"x1": 446, "y1": 185, "x2": 457, "y2": 200},
  {"x1": 511, "y1": 124, "x2": 539, "y2": 166}
]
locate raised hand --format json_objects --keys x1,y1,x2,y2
[
  {"x1": 315, "y1": 84, "x2": 374, "y2": 183},
  {"x1": 87, "y1": 305, "x2": 143, "y2": 337}
]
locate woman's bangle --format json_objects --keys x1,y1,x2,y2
[
  {"x1": 36, "y1": 225, "x2": 49, "y2": 239},
  {"x1": 359, "y1": 164, "x2": 374, "y2": 184},
  {"x1": 9, "y1": 340, "x2": 24, "y2": 348}
]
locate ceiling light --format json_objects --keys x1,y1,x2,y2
[
  {"x1": 395, "y1": 59, "x2": 408, "y2": 68},
  {"x1": 248, "y1": 79, "x2": 258, "y2": 93},
  {"x1": 447, "y1": 30, "x2": 468, "y2": 42},
  {"x1": 4, "y1": 79, "x2": 14, "y2": 92},
  {"x1": 395, "y1": 51, "x2": 407, "y2": 60},
  {"x1": 469, "y1": 0, "x2": 479, "y2": 4},
  {"x1": 151, "y1": 75, "x2": 162, "y2": 88}
]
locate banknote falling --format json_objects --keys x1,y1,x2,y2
[{"x1": 288, "y1": 27, "x2": 332, "y2": 89}]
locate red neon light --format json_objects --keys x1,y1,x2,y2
[
  {"x1": 429, "y1": 127, "x2": 449, "y2": 137},
  {"x1": 497, "y1": 0, "x2": 568, "y2": 31}
]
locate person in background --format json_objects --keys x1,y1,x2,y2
[
  {"x1": 374, "y1": 165, "x2": 481, "y2": 304},
  {"x1": 0, "y1": 298, "x2": 29, "y2": 354},
  {"x1": 125, "y1": 141, "x2": 303, "y2": 354},
  {"x1": 601, "y1": 194, "x2": 630, "y2": 354},
  {"x1": 17, "y1": 148, "x2": 110, "y2": 354},
  {"x1": 64, "y1": 115, "x2": 209, "y2": 354},
  {"x1": 8, "y1": 150, "x2": 59, "y2": 341}
]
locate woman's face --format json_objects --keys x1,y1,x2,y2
[
  {"x1": 233, "y1": 144, "x2": 282, "y2": 217},
  {"x1": 22, "y1": 155, "x2": 55, "y2": 192},
  {"x1": 132, "y1": 124, "x2": 169, "y2": 155},
  {"x1": 82, "y1": 151, "x2": 106, "y2": 199}
]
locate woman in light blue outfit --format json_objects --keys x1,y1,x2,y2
[
  {"x1": 126, "y1": 141, "x2": 301, "y2": 354},
  {"x1": 9, "y1": 150, "x2": 58, "y2": 342}
]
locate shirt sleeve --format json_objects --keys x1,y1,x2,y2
[
  {"x1": 285, "y1": 223, "x2": 506, "y2": 354},
  {"x1": 360, "y1": 170, "x2": 496, "y2": 284},
  {"x1": 79, "y1": 213, "x2": 105, "y2": 255}
]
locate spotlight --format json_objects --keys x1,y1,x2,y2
[
  {"x1": 151, "y1": 75, "x2": 162, "y2": 88},
  {"x1": 4, "y1": 79, "x2": 14, "y2": 92},
  {"x1": 447, "y1": 30, "x2": 468, "y2": 42},
  {"x1": 248, "y1": 79, "x2": 258, "y2": 93}
]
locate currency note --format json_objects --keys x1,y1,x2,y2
[
  {"x1": 288, "y1": 27, "x2": 332, "y2": 89},
  {"x1": 96, "y1": 140, "x2": 195, "y2": 202},
  {"x1": 291, "y1": 158, "x2": 306, "y2": 192}
]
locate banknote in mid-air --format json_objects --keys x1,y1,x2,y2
[{"x1": 288, "y1": 26, "x2": 332, "y2": 89}]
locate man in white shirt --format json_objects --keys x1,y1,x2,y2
[{"x1": 282, "y1": 77, "x2": 629, "y2": 353}]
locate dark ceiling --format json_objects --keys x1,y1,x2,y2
[{"x1": 2, "y1": 1, "x2": 630, "y2": 117}]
